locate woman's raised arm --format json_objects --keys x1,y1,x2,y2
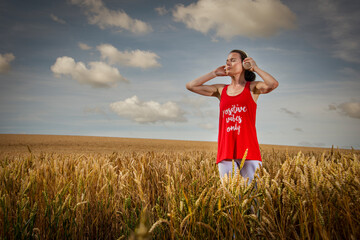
[{"x1": 186, "y1": 65, "x2": 226, "y2": 99}]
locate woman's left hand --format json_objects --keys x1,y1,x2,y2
[{"x1": 243, "y1": 57, "x2": 258, "y2": 72}]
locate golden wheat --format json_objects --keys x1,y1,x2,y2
[{"x1": 0, "y1": 135, "x2": 359, "y2": 239}]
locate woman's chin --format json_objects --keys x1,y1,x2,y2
[{"x1": 226, "y1": 71, "x2": 242, "y2": 77}]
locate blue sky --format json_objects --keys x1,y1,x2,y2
[{"x1": 0, "y1": 0, "x2": 359, "y2": 149}]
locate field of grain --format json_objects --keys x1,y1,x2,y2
[{"x1": 0, "y1": 134, "x2": 359, "y2": 239}]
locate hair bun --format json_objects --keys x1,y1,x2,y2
[{"x1": 245, "y1": 70, "x2": 256, "y2": 82}]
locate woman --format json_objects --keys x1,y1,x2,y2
[{"x1": 186, "y1": 50, "x2": 279, "y2": 183}]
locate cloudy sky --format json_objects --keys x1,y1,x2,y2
[{"x1": 1, "y1": 0, "x2": 359, "y2": 149}]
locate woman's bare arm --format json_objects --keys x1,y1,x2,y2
[
  {"x1": 186, "y1": 66, "x2": 226, "y2": 99},
  {"x1": 243, "y1": 57, "x2": 279, "y2": 94}
]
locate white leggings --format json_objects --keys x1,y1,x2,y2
[{"x1": 218, "y1": 160, "x2": 262, "y2": 184}]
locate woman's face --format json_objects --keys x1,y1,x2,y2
[{"x1": 225, "y1": 52, "x2": 243, "y2": 76}]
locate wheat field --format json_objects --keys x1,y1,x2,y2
[{"x1": 0, "y1": 134, "x2": 359, "y2": 239}]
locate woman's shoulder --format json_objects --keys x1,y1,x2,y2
[{"x1": 210, "y1": 84, "x2": 226, "y2": 100}]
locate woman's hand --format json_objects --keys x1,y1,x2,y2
[
  {"x1": 214, "y1": 65, "x2": 227, "y2": 76},
  {"x1": 243, "y1": 57, "x2": 258, "y2": 72}
]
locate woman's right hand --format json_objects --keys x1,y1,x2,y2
[{"x1": 214, "y1": 65, "x2": 227, "y2": 76}]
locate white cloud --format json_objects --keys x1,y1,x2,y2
[
  {"x1": 78, "y1": 42, "x2": 92, "y2": 50},
  {"x1": 97, "y1": 44, "x2": 161, "y2": 69},
  {"x1": 338, "y1": 102, "x2": 360, "y2": 119},
  {"x1": 155, "y1": 6, "x2": 168, "y2": 16},
  {"x1": 172, "y1": 0, "x2": 296, "y2": 40},
  {"x1": 50, "y1": 56, "x2": 127, "y2": 88},
  {"x1": 70, "y1": 0, "x2": 152, "y2": 34},
  {"x1": 110, "y1": 96, "x2": 186, "y2": 123},
  {"x1": 318, "y1": 0, "x2": 360, "y2": 63},
  {"x1": 50, "y1": 14, "x2": 66, "y2": 24},
  {"x1": 328, "y1": 101, "x2": 360, "y2": 119},
  {"x1": 0, "y1": 53, "x2": 15, "y2": 73}
]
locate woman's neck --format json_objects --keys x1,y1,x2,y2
[{"x1": 230, "y1": 72, "x2": 246, "y2": 86}]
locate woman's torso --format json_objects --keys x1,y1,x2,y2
[{"x1": 216, "y1": 81, "x2": 262, "y2": 164}]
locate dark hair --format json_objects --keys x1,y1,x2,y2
[{"x1": 230, "y1": 49, "x2": 256, "y2": 82}]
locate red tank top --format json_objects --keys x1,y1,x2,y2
[{"x1": 216, "y1": 81, "x2": 262, "y2": 164}]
